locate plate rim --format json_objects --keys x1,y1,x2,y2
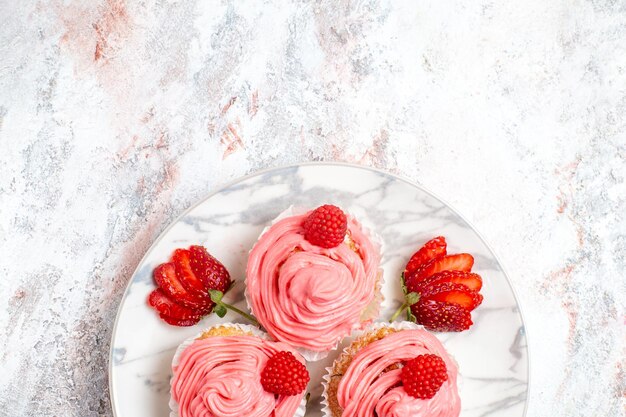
[{"x1": 108, "y1": 161, "x2": 531, "y2": 417}]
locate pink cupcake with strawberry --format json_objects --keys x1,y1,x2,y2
[{"x1": 246, "y1": 205, "x2": 383, "y2": 360}]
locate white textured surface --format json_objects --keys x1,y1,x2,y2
[{"x1": 0, "y1": 1, "x2": 624, "y2": 416}]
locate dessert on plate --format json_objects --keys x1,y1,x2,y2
[
  {"x1": 323, "y1": 322, "x2": 460, "y2": 417},
  {"x1": 170, "y1": 324, "x2": 309, "y2": 417},
  {"x1": 246, "y1": 205, "x2": 383, "y2": 360}
]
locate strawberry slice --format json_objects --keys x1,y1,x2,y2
[
  {"x1": 408, "y1": 253, "x2": 474, "y2": 284},
  {"x1": 420, "y1": 281, "x2": 483, "y2": 310},
  {"x1": 443, "y1": 271, "x2": 482, "y2": 291},
  {"x1": 409, "y1": 270, "x2": 483, "y2": 293},
  {"x1": 411, "y1": 299, "x2": 473, "y2": 332},
  {"x1": 405, "y1": 236, "x2": 447, "y2": 276},
  {"x1": 189, "y1": 245, "x2": 231, "y2": 292},
  {"x1": 153, "y1": 263, "x2": 211, "y2": 310},
  {"x1": 172, "y1": 249, "x2": 210, "y2": 295},
  {"x1": 148, "y1": 289, "x2": 203, "y2": 326}
]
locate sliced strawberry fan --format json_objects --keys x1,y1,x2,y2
[
  {"x1": 148, "y1": 245, "x2": 235, "y2": 327},
  {"x1": 391, "y1": 236, "x2": 485, "y2": 332}
]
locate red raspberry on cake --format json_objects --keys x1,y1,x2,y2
[
  {"x1": 303, "y1": 204, "x2": 348, "y2": 248},
  {"x1": 261, "y1": 351, "x2": 310, "y2": 396},
  {"x1": 401, "y1": 354, "x2": 448, "y2": 399}
]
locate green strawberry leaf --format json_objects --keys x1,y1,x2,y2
[
  {"x1": 405, "y1": 292, "x2": 420, "y2": 306},
  {"x1": 214, "y1": 304, "x2": 227, "y2": 318},
  {"x1": 209, "y1": 290, "x2": 224, "y2": 303}
]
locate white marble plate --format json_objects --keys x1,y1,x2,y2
[{"x1": 109, "y1": 163, "x2": 529, "y2": 417}]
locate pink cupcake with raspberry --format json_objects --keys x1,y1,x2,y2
[
  {"x1": 170, "y1": 323, "x2": 309, "y2": 417},
  {"x1": 322, "y1": 322, "x2": 461, "y2": 417},
  {"x1": 246, "y1": 205, "x2": 383, "y2": 361}
]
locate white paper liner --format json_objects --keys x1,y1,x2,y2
[
  {"x1": 169, "y1": 323, "x2": 307, "y2": 417},
  {"x1": 320, "y1": 321, "x2": 427, "y2": 417},
  {"x1": 244, "y1": 205, "x2": 385, "y2": 362}
]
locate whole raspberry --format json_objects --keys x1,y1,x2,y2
[
  {"x1": 261, "y1": 351, "x2": 310, "y2": 396},
  {"x1": 303, "y1": 205, "x2": 348, "y2": 248},
  {"x1": 401, "y1": 354, "x2": 448, "y2": 399}
]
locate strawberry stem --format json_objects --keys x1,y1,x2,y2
[
  {"x1": 389, "y1": 302, "x2": 408, "y2": 323},
  {"x1": 389, "y1": 292, "x2": 420, "y2": 323},
  {"x1": 221, "y1": 301, "x2": 260, "y2": 326},
  {"x1": 209, "y1": 289, "x2": 260, "y2": 327}
]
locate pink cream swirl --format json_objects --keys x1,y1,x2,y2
[
  {"x1": 246, "y1": 211, "x2": 381, "y2": 353},
  {"x1": 171, "y1": 335, "x2": 305, "y2": 417},
  {"x1": 337, "y1": 329, "x2": 461, "y2": 417}
]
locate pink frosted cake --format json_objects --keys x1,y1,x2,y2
[
  {"x1": 323, "y1": 323, "x2": 460, "y2": 417},
  {"x1": 170, "y1": 324, "x2": 308, "y2": 417},
  {"x1": 246, "y1": 205, "x2": 382, "y2": 358}
]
